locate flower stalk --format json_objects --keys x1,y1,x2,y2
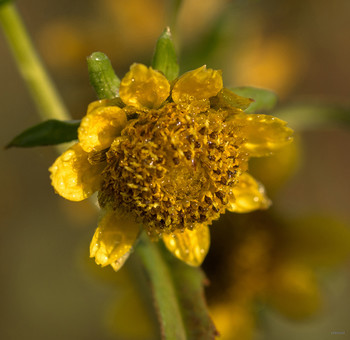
[
  {"x1": 136, "y1": 232, "x2": 187, "y2": 340},
  {"x1": 160, "y1": 243, "x2": 218, "y2": 339}
]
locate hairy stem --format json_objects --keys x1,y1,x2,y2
[{"x1": 136, "y1": 232, "x2": 187, "y2": 340}]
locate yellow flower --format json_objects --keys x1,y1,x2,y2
[
  {"x1": 207, "y1": 213, "x2": 350, "y2": 340},
  {"x1": 49, "y1": 63, "x2": 293, "y2": 270}
]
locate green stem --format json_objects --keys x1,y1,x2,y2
[
  {"x1": 136, "y1": 232, "x2": 187, "y2": 340},
  {"x1": 161, "y1": 245, "x2": 218, "y2": 340},
  {"x1": 0, "y1": 2, "x2": 69, "y2": 121}
]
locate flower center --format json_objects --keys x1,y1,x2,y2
[{"x1": 98, "y1": 102, "x2": 246, "y2": 235}]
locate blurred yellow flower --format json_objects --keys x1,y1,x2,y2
[
  {"x1": 233, "y1": 35, "x2": 305, "y2": 97},
  {"x1": 49, "y1": 63, "x2": 293, "y2": 270},
  {"x1": 37, "y1": 0, "x2": 166, "y2": 70},
  {"x1": 208, "y1": 213, "x2": 350, "y2": 340}
]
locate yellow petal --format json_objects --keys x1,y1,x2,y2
[
  {"x1": 172, "y1": 65, "x2": 223, "y2": 104},
  {"x1": 119, "y1": 63, "x2": 170, "y2": 109},
  {"x1": 78, "y1": 100, "x2": 127, "y2": 153},
  {"x1": 49, "y1": 143, "x2": 104, "y2": 201},
  {"x1": 236, "y1": 114, "x2": 293, "y2": 157},
  {"x1": 268, "y1": 263, "x2": 321, "y2": 319},
  {"x1": 90, "y1": 209, "x2": 140, "y2": 270},
  {"x1": 110, "y1": 252, "x2": 131, "y2": 272},
  {"x1": 228, "y1": 173, "x2": 271, "y2": 213},
  {"x1": 162, "y1": 225, "x2": 210, "y2": 266}
]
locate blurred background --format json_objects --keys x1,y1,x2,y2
[{"x1": 1, "y1": 0, "x2": 350, "y2": 339}]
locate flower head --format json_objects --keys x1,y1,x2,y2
[{"x1": 49, "y1": 63, "x2": 293, "y2": 269}]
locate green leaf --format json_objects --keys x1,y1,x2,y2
[
  {"x1": 231, "y1": 86, "x2": 278, "y2": 113},
  {"x1": 152, "y1": 27, "x2": 179, "y2": 81},
  {"x1": 87, "y1": 52, "x2": 120, "y2": 100},
  {"x1": 6, "y1": 119, "x2": 80, "y2": 148},
  {"x1": 274, "y1": 103, "x2": 350, "y2": 130}
]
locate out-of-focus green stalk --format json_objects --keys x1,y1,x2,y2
[
  {"x1": 0, "y1": 2, "x2": 69, "y2": 121},
  {"x1": 167, "y1": 0, "x2": 183, "y2": 33}
]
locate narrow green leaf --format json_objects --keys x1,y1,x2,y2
[
  {"x1": 87, "y1": 52, "x2": 120, "y2": 100},
  {"x1": 6, "y1": 119, "x2": 80, "y2": 148},
  {"x1": 161, "y1": 244, "x2": 218, "y2": 340},
  {"x1": 231, "y1": 86, "x2": 278, "y2": 113},
  {"x1": 152, "y1": 27, "x2": 179, "y2": 81},
  {"x1": 274, "y1": 103, "x2": 350, "y2": 130}
]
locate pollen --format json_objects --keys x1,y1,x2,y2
[{"x1": 98, "y1": 102, "x2": 247, "y2": 235}]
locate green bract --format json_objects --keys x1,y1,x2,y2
[
  {"x1": 152, "y1": 27, "x2": 179, "y2": 81},
  {"x1": 87, "y1": 52, "x2": 120, "y2": 100}
]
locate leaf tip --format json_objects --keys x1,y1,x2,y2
[{"x1": 165, "y1": 26, "x2": 171, "y2": 34}]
